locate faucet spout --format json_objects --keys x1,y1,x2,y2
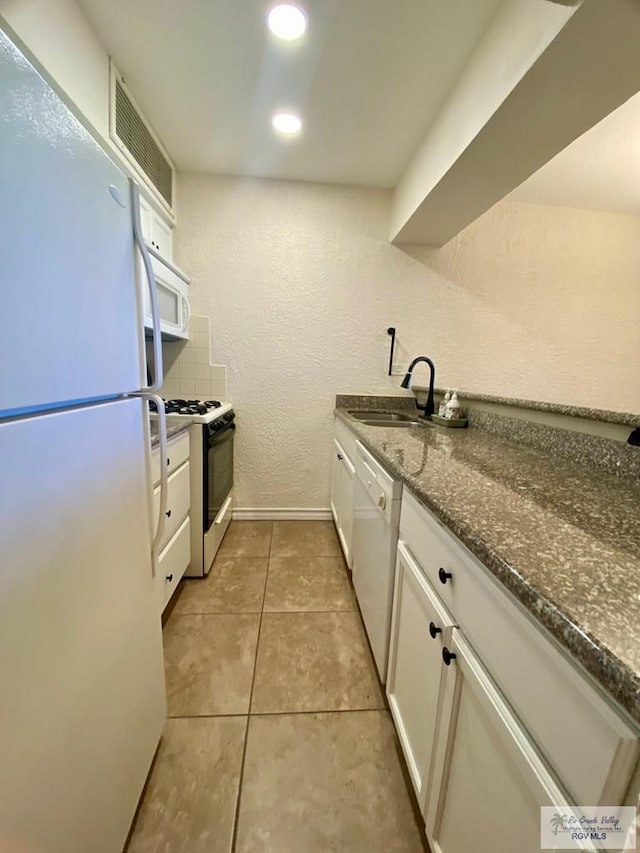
[{"x1": 401, "y1": 356, "x2": 436, "y2": 418}]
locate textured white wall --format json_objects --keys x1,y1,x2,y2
[
  {"x1": 1, "y1": 0, "x2": 110, "y2": 142},
  {"x1": 175, "y1": 173, "x2": 640, "y2": 509}
]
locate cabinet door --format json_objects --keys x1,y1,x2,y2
[
  {"x1": 339, "y1": 449, "x2": 354, "y2": 567},
  {"x1": 139, "y1": 193, "x2": 152, "y2": 245},
  {"x1": 387, "y1": 541, "x2": 455, "y2": 808},
  {"x1": 139, "y1": 194, "x2": 173, "y2": 260},
  {"x1": 331, "y1": 439, "x2": 343, "y2": 526},
  {"x1": 331, "y1": 439, "x2": 354, "y2": 568},
  {"x1": 151, "y1": 211, "x2": 173, "y2": 261},
  {"x1": 426, "y1": 630, "x2": 583, "y2": 853}
]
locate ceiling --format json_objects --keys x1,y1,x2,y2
[
  {"x1": 510, "y1": 90, "x2": 640, "y2": 215},
  {"x1": 76, "y1": 0, "x2": 503, "y2": 187}
]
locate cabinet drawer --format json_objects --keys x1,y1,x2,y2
[
  {"x1": 400, "y1": 488, "x2": 639, "y2": 806},
  {"x1": 400, "y1": 488, "x2": 462, "y2": 611},
  {"x1": 157, "y1": 516, "x2": 190, "y2": 611},
  {"x1": 153, "y1": 461, "x2": 190, "y2": 550},
  {"x1": 151, "y1": 430, "x2": 190, "y2": 487},
  {"x1": 335, "y1": 417, "x2": 357, "y2": 462}
]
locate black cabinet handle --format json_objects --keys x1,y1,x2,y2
[
  {"x1": 165, "y1": 509, "x2": 172, "y2": 518},
  {"x1": 438, "y1": 567, "x2": 452, "y2": 585},
  {"x1": 166, "y1": 458, "x2": 170, "y2": 466},
  {"x1": 429, "y1": 621, "x2": 442, "y2": 639},
  {"x1": 337, "y1": 453, "x2": 343, "y2": 461},
  {"x1": 166, "y1": 573, "x2": 173, "y2": 582},
  {"x1": 442, "y1": 647, "x2": 457, "y2": 666}
]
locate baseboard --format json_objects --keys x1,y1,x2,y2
[{"x1": 232, "y1": 507, "x2": 333, "y2": 521}]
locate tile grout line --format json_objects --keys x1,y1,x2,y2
[
  {"x1": 177, "y1": 607, "x2": 355, "y2": 613},
  {"x1": 241, "y1": 706, "x2": 388, "y2": 717},
  {"x1": 229, "y1": 523, "x2": 274, "y2": 853}
]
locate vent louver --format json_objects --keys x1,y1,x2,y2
[{"x1": 113, "y1": 74, "x2": 174, "y2": 210}]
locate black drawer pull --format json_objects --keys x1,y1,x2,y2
[
  {"x1": 165, "y1": 509, "x2": 172, "y2": 518},
  {"x1": 438, "y1": 567, "x2": 452, "y2": 585},
  {"x1": 429, "y1": 621, "x2": 442, "y2": 639},
  {"x1": 337, "y1": 453, "x2": 343, "y2": 461},
  {"x1": 166, "y1": 573, "x2": 173, "y2": 582},
  {"x1": 166, "y1": 458, "x2": 171, "y2": 466},
  {"x1": 442, "y1": 647, "x2": 457, "y2": 666}
]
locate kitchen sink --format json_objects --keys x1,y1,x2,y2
[
  {"x1": 349, "y1": 411, "x2": 417, "y2": 421},
  {"x1": 348, "y1": 411, "x2": 433, "y2": 428}
]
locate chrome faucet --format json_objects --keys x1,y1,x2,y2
[{"x1": 401, "y1": 356, "x2": 436, "y2": 418}]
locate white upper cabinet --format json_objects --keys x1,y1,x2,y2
[{"x1": 139, "y1": 193, "x2": 173, "y2": 262}]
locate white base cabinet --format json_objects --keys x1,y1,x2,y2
[
  {"x1": 426, "y1": 632, "x2": 579, "y2": 853},
  {"x1": 391, "y1": 488, "x2": 639, "y2": 853},
  {"x1": 331, "y1": 432, "x2": 355, "y2": 568},
  {"x1": 332, "y1": 421, "x2": 639, "y2": 853},
  {"x1": 150, "y1": 430, "x2": 190, "y2": 612}
]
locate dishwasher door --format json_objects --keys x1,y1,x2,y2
[{"x1": 351, "y1": 447, "x2": 401, "y2": 681}]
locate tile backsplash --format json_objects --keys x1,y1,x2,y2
[{"x1": 149, "y1": 315, "x2": 228, "y2": 401}]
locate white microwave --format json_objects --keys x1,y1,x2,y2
[{"x1": 143, "y1": 248, "x2": 191, "y2": 341}]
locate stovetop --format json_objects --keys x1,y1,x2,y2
[
  {"x1": 166, "y1": 398, "x2": 221, "y2": 415},
  {"x1": 150, "y1": 398, "x2": 233, "y2": 424}
]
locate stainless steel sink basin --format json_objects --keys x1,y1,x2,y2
[
  {"x1": 348, "y1": 411, "x2": 432, "y2": 428},
  {"x1": 349, "y1": 411, "x2": 416, "y2": 422},
  {"x1": 360, "y1": 420, "x2": 426, "y2": 427}
]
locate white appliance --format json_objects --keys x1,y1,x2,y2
[
  {"x1": 144, "y1": 248, "x2": 191, "y2": 341},
  {"x1": 351, "y1": 440, "x2": 403, "y2": 681},
  {"x1": 0, "y1": 30, "x2": 169, "y2": 853},
  {"x1": 151, "y1": 400, "x2": 235, "y2": 577}
]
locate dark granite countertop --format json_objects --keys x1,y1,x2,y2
[
  {"x1": 150, "y1": 420, "x2": 191, "y2": 448},
  {"x1": 335, "y1": 402, "x2": 640, "y2": 726},
  {"x1": 431, "y1": 387, "x2": 640, "y2": 429}
]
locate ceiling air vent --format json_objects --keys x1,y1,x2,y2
[{"x1": 110, "y1": 64, "x2": 175, "y2": 214}]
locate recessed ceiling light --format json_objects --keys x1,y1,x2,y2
[
  {"x1": 267, "y1": 4, "x2": 307, "y2": 41},
  {"x1": 272, "y1": 112, "x2": 303, "y2": 135}
]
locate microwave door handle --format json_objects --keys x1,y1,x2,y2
[
  {"x1": 130, "y1": 179, "x2": 163, "y2": 392},
  {"x1": 181, "y1": 294, "x2": 191, "y2": 334}
]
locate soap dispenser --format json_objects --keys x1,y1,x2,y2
[
  {"x1": 446, "y1": 390, "x2": 461, "y2": 420},
  {"x1": 439, "y1": 390, "x2": 450, "y2": 418}
]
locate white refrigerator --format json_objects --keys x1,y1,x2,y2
[{"x1": 0, "y1": 29, "x2": 167, "y2": 853}]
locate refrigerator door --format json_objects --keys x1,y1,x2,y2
[
  {"x1": 0, "y1": 31, "x2": 145, "y2": 416},
  {"x1": 0, "y1": 399, "x2": 166, "y2": 853}
]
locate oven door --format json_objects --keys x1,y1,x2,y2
[{"x1": 203, "y1": 421, "x2": 235, "y2": 533}]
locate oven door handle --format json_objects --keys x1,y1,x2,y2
[{"x1": 210, "y1": 422, "x2": 236, "y2": 441}]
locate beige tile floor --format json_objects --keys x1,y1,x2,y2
[{"x1": 127, "y1": 521, "x2": 428, "y2": 853}]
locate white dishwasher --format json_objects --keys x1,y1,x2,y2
[{"x1": 351, "y1": 440, "x2": 403, "y2": 682}]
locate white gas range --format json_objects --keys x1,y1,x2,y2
[{"x1": 152, "y1": 398, "x2": 235, "y2": 577}]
